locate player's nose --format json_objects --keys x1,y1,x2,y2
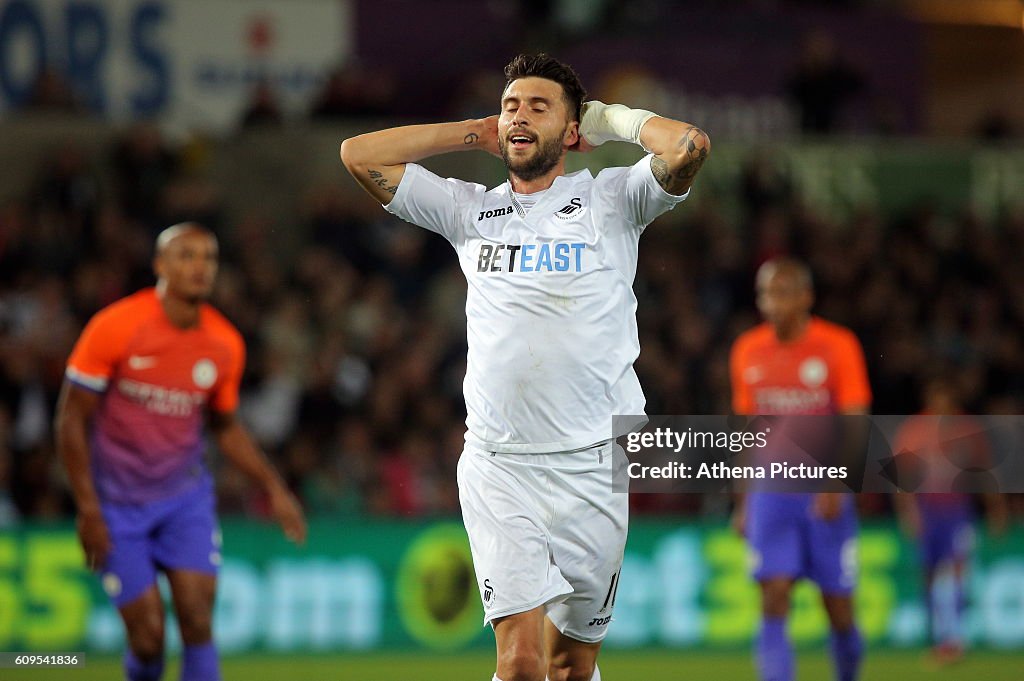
[{"x1": 509, "y1": 103, "x2": 532, "y2": 124}]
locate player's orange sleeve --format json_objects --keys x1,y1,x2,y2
[
  {"x1": 729, "y1": 335, "x2": 755, "y2": 415},
  {"x1": 65, "y1": 305, "x2": 137, "y2": 392},
  {"x1": 209, "y1": 322, "x2": 245, "y2": 414},
  {"x1": 831, "y1": 328, "x2": 871, "y2": 411}
]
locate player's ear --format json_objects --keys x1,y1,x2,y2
[
  {"x1": 153, "y1": 256, "x2": 165, "y2": 282},
  {"x1": 564, "y1": 119, "x2": 580, "y2": 148}
]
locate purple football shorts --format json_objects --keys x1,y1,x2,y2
[
  {"x1": 98, "y1": 479, "x2": 220, "y2": 607},
  {"x1": 747, "y1": 492, "x2": 858, "y2": 595}
]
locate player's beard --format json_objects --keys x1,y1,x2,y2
[{"x1": 500, "y1": 126, "x2": 566, "y2": 182}]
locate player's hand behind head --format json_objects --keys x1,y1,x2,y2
[
  {"x1": 76, "y1": 508, "x2": 111, "y2": 570},
  {"x1": 270, "y1": 485, "x2": 308, "y2": 546},
  {"x1": 479, "y1": 115, "x2": 502, "y2": 158}
]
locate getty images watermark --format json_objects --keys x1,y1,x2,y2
[{"x1": 610, "y1": 415, "x2": 1024, "y2": 494}]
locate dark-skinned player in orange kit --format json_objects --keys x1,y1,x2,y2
[
  {"x1": 730, "y1": 258, "x2": 871, "y2": 681},
  {"x1": 55, "y1": 223, "x2": 306, "y2": 681}
]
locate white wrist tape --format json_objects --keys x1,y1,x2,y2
[{"x1": 579, "y1": 100, "x2": 657, "y2": 147}]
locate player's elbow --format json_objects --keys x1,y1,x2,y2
[
  {"x1": 678, "y1": 126, "x2": 710, "y2": 162},
  {"x1": 339, "y1": 137, "x2": 357, "y2": 171},
  {"x1": 662, "y1": 126, "x2": 710, "y2": 191},
  {"x1": 698, "y1": 127, "x2": 711, "y2": 150},
  {"x1": 339, "y1": 136, "x2": 369, "y2": 175}
]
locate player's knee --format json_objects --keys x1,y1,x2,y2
[
  {"x1": 762, "y1": 596, "x2": 789, "y2": 617},
  {"x1": 548, "y1": 658, "x2": 596, "y2": 681},
  {"x1": 761, "y1": 592, "x2": 791, "y2": 617},
  {"x1": 760, "y1": 580, "x2": 792, "y2": 617},
  {"x1": 830, "y1": 614, "x2": 856, "y2": 632},
  {"x1": 824, "y1": 597, "x2": 856, "y2": 631},
  {"x1": 177, "y1": 608, "x2": 213, "y2": 644},
  {"x1": 497, "y1": 647, "x2": 546, "y2": 681},
  {"x1": 131, "y1": 639, "x2": 164, "y2": 661},
  {"x1": 128, "y1": 616, "x2": 165, "y2": 659}
]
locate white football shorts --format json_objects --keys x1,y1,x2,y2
[{"x1": 457, "y1": 440, "x2": 628, "y2": 643}]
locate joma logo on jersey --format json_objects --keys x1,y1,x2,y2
[
  {"x1": 554, "y1": 197, "x2": 586, "y2": 220},
  {"x1": 478, "y1": 206, "x2": 514, "y2": 221},
  {"x1": 477, "y1": 242, "x2": 586, "y2": 273}
]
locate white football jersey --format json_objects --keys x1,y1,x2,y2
[{"x1": 386, "y1": 155, "x2": 688, "y2": 452}]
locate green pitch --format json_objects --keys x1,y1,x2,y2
[{"x1": 7, "y1": 651, "x2": 1022, "y2": 680}]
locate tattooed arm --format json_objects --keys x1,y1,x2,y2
[
  {"x1": 340, "y1": 116, "x2": 500, "y2": 204},
  {"x1": 641, "y1": 118, "x2": 711, "y2": 196},
  {"x1": 578, "y1": 101, "x2": 709, "y2": 196}
]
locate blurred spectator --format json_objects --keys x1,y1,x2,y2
[
  {"x1": 0, "y1": 200, "x2": 34, "y2": 287},
  {"x1": 0, "y1": 409, "x2": 19, "y2": 527},
  {"x1": 310, "y1": 63, "x2": 396, "y2": 120},
  {"x1": 977, "y1": 110, "x2": 1015, "y2": 142},
  {"x1": 449, "y1": 69, "x2": 506, "y2": 120},
  {"x1": 26, "y1": 68, "x2": 81, "y2": 112},
  {"x1": 289, "y1": 432, "x2": 362, "y2": 516},
  {"x1": 592, "y1": 64, "x2": 667, "y2": 114},
  {"x1": 741, "y1": 153, "x2": 794, "y2": 219},
  {"x1": 786, "y1": 30, "x2": 865, "y2": 134},
  {"x1": 240, "y1": 81, "x2": 284, "y2": 128},
  {"x1": 32, "y1": 145, "x2": 100, "y2": 271},
  {"x1": 305, "y1": 185, "x2": 376, "y2": 271},
  {"x1": 112, "y1": 123, "x2": 180, "y2": 226},
  {"x1": 161, "y1": 176, "x2": 224, "y2": 234},
  {"x1": 240, "y1": 347, "x2": 304, "y2": 451},
  {"x1": 12, "y1": 444, "x2": 69, "y2": 517}
]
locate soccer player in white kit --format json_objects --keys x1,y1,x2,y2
[{"x1": 341, "y1": 54, "x2": 709, "y2": 681}]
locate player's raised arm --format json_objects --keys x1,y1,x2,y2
[
  {"x1": 55, "y1": 381, "x2": 110, "y2": 570},
  {"x1": 339, "y1": 116, "x2": 500, "y2": 204},
  {"x1": 578, "y1": 100, "x2": 710, "y2": 195},
  {"x1": 208, "y1": 411, "x2": 308, "y2": 545}
]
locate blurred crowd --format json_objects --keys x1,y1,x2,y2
[{"x1": 1, "y1": 121, "x2": 1022, "y2": 526}]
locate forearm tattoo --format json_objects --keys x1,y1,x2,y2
[
  {"x1": 652, "y1": 126, "x2": 710, "y2": 193},
  {"x1": 367, "y1": 169, "x2": 398, "y2": 195},
  {"x1": 464, "y1": 132, "x2": 479, "y2": 145}
]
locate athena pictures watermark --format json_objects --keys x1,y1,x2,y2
[{"x1": 611, "y1": 415, "x2": 1024, "y2": 494}]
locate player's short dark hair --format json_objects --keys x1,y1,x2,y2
[
  {"x1": 155, "y1": 222, "x2": 216, "y2": 255},
  {"x1": 758, "y1": 257, "x2": 814, "y2": 291},
  {"x1": 504, "y1": 53, "x2": 587, "y2": 122}
]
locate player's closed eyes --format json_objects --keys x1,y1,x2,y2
[{"x1": 503, "y1": 100, "x2": 547, "y2": 112}]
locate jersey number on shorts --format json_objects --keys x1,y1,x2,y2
[{"x1": 598, "y1": 570, "x2": 620, "y2": 614}]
